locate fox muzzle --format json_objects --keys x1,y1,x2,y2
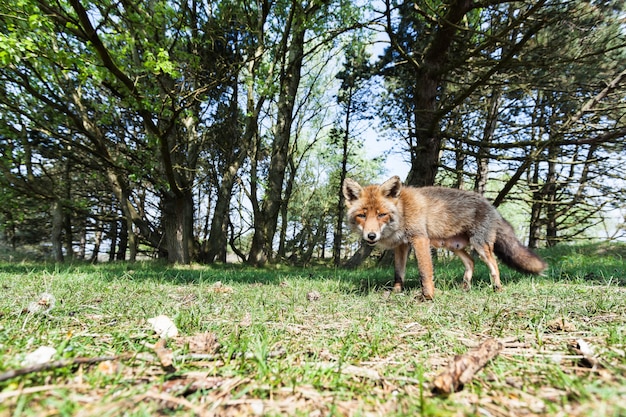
[{"x1": 363, "y1": 231, "x2": 380, "y2": 245}]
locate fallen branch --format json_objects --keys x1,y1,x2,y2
[
  {"x1": 432, "y1": 338, "x2": 503, "y2": 395},
  {"x1": 154, "y1": 339, "x2": 176, "y2": 373},
  {"x1": 0, "y1": 355, "x2": 126, "y2": 383}
]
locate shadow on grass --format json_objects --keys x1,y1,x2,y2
[
  {"x1": 1, "y1": 242, "x2": 624, "y2": 290},
  {"x1": 0, "y1": 260, "x2": 316, "y2": 286},
  {"x1": 349, "y1": 241, "x2": 626, "y2": 294},
  {"x1": 439, "y1": 241, "x2": 626, "y2": 288}
]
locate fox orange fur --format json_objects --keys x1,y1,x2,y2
[{"x1": 343, "y1": 176, "x2": 547, "y2": 299}]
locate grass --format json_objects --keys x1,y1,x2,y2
[{"x1": 0, "y1": 242, "x2": 625, "y2": 416}]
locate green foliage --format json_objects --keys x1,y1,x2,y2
[
  {"x1": 1, "y1": 0, "x2": 625, "y2": 263},
  {"x1": 379, "y1": 0, "x2": 626, "y2": 242},
  {"x1": 143, "y1": 49, "x2": 179, "y2": 77}
]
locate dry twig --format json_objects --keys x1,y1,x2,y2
[
  {"x1": 432, "y1": 338, "x2": 503, "y2": 395},
  {"x1": 154, "y1": 339, "x2": 176, "y2": 373},
  {"x1": 0, "y1": 355, "x2": 125, "y2": 383}
]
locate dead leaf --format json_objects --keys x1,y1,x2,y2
[
  {"x1": 96, "y1": 360, "x2": 121, "y2": 376},
  {"x1": 547, "y1": 318, "x2": 576, "y2": 332},
  {"x1": 569, "y1": 339, "x2": 601, "y2": 368},
  {"x1": 22, "y1": 346, "x2": 57, "y2": 366},
  {"x1": 159, "y1": 373, "x2": 228, "y2": 395},
  {"x1": 27, "y1": 293, "x2": 56, "y2": 314},
  {"x1": 240, "y1": 312, "x2": 252, "y2": 327},
  {"x1": 175, "y1": 332, "x2": 220, "y2": 354},
  {"x1": 307, "y1": 362, "x2": 381, "y2": 381},
  {"x1": 306, "y1": 291, "x2": 321, "y2": 301}
]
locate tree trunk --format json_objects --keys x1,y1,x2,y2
[
  {"x1": 78, "y1": 223, "x2": 86, "y2": 259},
  {"x1": 406, "y1": 129, "x2": 442, "y2": 187},
  {"x1": 545, "y1": 142, "x2": 559, "y2": 247},
  {"x1": 204, "y1": 163, "x2": 240, "y2": 263},
  {"x1": 51, "y1": 200, "x2": 64, "y2": 262},
  {"x1": 398, "y1": 0, "x2": 474, "y2": 187},
  {"x1": 333, "y1": 97, "x2": 352, "y2": 265},
  {"x1": 4, "y1": 211, "x2": 16, "y2": 251},
  {"x1": 238, "y1": 1, "x2": 269, "y2": 264},
  {"x1": 475, "y1": 90, "x2": 501, "y2": 194},
  {"x1": 301, "y1": 222, "x2": 325, "y2": 265},
  {"x1": 62, "y1": 160, "x2": 73, "y2": 259},
  {"x1": 105, "y1": 168, "x2": 162, "y2": 254},
  {"x1": 453, "y1": 138, "x2": 465, "y2": 189},
  {"x1": 108, "y1": 217, "x2": 118, "y2": 262},
  {"x1": 344, "y1": 243, "x2": 374, "y2": 269},
  {"x1": 126, "y1": 215, "x2": 137, "y2": 261},
  {"x1": 278, "y1": 158, "x2": 297, "y2": 259},
  {"x1": 161, "y1": 189, "x2": 195, "y2": 264},
  {"x1": 63, "y1": 212, "x2": 73, "y2": 260},
  {"x1": 528, "y1": 161, "x2": 543, "y2": 249},
  {"x1": 116, "y1": 219, "x2": 128, "y2": 261},
  {"x1": 248, "y1": 9, "x2": 306, "y2": 266},
  {"x1": 90, "y1": 219, "x2": 103, "y2": 263}
]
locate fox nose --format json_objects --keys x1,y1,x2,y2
[{"x1": 367, "y1": 233, "x2": 377, "y2": 241}]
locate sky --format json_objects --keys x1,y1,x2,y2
[
  {"x1": 366, "y1": 135, "x2": 411, "y2": 182},
  {"x1": 362, "y1": 30, "x2": 412, "y2": 183}
]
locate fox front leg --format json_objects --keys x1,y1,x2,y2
[
  {"x1": 393, "y1": 243, "x2": 411, "y2": 292},
  {"x1": 412, "y1": 236, "x2": 435, "y2": 300}
]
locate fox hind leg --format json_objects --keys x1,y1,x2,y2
[
  {"x1": 474, "y1": 243, "x2": 502, "y2": 292},
  {"x1": 453, "y1": 249, "x2": 475, "y2": 291},
  {"x1": 437, "y1": 236, "x2": 473, "y2": 291}
]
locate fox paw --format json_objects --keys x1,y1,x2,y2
[
  {"x1": 393, "y1": 283, "x2": 403, "y2": 293},
  {"x1": 420, "y1": 290, "x2": 434, "y2": 301}
]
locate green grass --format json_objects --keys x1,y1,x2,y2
[{"x1": 1, "y1": 243, "x2": 625, "y2": 416}]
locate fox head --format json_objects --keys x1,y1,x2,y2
[{"x1": 342, "y1": 176, "x2": 402, "y2": 246}]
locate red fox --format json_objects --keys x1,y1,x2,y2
[{"x1": 343, "y1": 176, "x2": 547, "y2": 300}]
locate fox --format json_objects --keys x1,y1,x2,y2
[{"x1": 343, "y1": 176, "x2": 547, "y2": 300}]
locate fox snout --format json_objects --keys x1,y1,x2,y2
[{"x1": 364, "y1": 231, "x2": 380, "y2": 245}]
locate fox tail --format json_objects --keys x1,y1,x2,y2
[{"x1": 493, "y1": 219, "x2": 547, "y2": 275}]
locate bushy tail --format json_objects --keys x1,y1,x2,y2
[{"x1": 494, "y1": 220, "x2": 547, "y2": 274}]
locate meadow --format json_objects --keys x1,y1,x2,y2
[{"x1": 0, "y1": 243, "x2": 625, "y2": 416}]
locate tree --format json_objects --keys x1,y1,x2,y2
[
  {"x1": 196, "y1": 2, "x2": 262, "y2": 263},
  {"x1": 0, "y1": 0, "x2": 245, "y2": 263},
  {"x1": 379, "y1": 0, "x2": 626, "y2": 246},
  {"x1": 331, "y1": 39, "x2": 376, "y2": 265},
  {"x1": 1, "y1": 0, "x2": 625, "y2": 262},
  {"x1": 247, "y1": 1, "x2": 314, "y2": 266},
  {"x1": 380, "y1": 0, "x2": 554, "y2": 187},
  {"x1": 246, "y1": 0, "x2": 366, "y2": 265}
]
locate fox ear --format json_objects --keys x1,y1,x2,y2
[
  {"x1": 342, "y1": 178, "x2": 362, "y2": 205},
  {"x1": 380, "y1": 176, "x2": 402, "y2": 199}
]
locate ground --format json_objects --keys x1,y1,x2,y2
[{"x1": 0, "y1": 243, "x2": 625, "y2": 416}]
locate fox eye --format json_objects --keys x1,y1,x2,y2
[
  {"x1": 377, "y1": 212, "x2": 387, "y2": 218},
  {"x1": 356, "y1": 213, "x2": 366, "y2": 219}
]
